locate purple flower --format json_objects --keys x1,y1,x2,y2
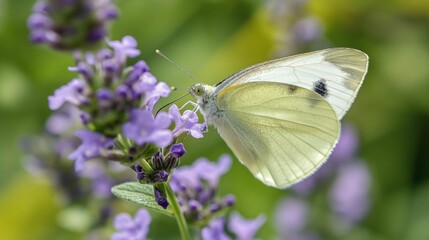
[
  {"x1": 122, "y1": 109, "x2": 173, "y2": 147},
  {"x1": 48, "y1": 79, "x2": 88, "y2": 110},
  {"x1": 108, "y1": 36, "x2": 141, "y2": 63},
  {"x1": 28, "y1": 0, "x2": 118, "y2": 50},
  {"x1": 193, "y1": 154, "x2": 232, "y2": 188},
  {"x1": 170, "y1": 143, "x2": 186, "y2": 158},
  {"x1": 329, "y1": 124, "x2": 359, "y2": 164},
  {"x1": 329, "y1": 161, "x2": 371, "y2": 223},
  {"x1": 169, "y1": 104, "x2": 206, "y2": 138},
  {"x1": 228, "y1": 212, "x2": 266, "y2": 240},
  {"x1": 275, "y1": 197, "x2": 308, "y2": 236},
  {"x1": 132, "y1": 72, "x2": 171, "y2": 110},
  {"x1": 292, "y1": 17, "x2": 323, "y2": 43},
  {"x1": 68, "y1": 130, "x2": 114, "y2": 171},
  {"x1": 171, "y1": 155, "x2": 231, "y2": 192},
  {"x1": 125, "y1": 61, "x2": 149, "y2": 84},
  {"x1": 171, "y1": 155, "x2": 234, "y2": 223},
  {"x1": 201, "y1": 218, "x2": 231, "y2": 240},
  {"x1": 112, "y1": 208, "x2": 151, "y2": 240}
]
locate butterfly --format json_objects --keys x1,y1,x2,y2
[{"x1": 189, "y1": 48, "x2": 369, "y2": 189}]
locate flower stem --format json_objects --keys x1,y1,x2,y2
[
  {"x1": 164, "y1": 183, "x2": 192, "y2": 240},
  {"x1": 139, "y1": 158, "x2": 153, "y2": 173}
]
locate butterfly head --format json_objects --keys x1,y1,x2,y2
[{"x1": 189, "y1": 83, "x2": 205, "y2": 98}]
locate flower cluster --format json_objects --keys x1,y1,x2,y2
[
  {"x1": 28, "y1": 0, "x2": 118, "y2": 50},
  {"x1": 275, "y1": 125, "x2": 371, "y2": 239},
  {"x1": 112, "y1": 155, "x2": 266, "y2": 240},
  {"x1": 21, "y1": 104, "x2": 134, "y2": 234},
  {"x1": 49, "y1": 36, "x2": 169, "y2": 137},
  {"x1": 45, "y1": 35, "x2": 207, "y2": 174},
  {"x1": 170, "y1": 155, "x2": 235, "y2": 224}
]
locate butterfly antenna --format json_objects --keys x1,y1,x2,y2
[
  {"x1": 156, "y1": 49, "x2": 199, "y2": 83},
  {"x1": 155, "y1": 92, "x2": 191, "y2": 116}
]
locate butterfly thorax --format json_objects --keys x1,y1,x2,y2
[{"x1": 189, "y1": 83, "x2": 222, "y2": 124}]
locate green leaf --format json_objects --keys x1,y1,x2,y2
[{"x1": 111, "y1": 182, "x2": 173, "y2": 217}]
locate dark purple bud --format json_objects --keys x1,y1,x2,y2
[
  {"x1": 115, "y1": 84, "x2": 133, "y2": 100},
  {"x1": 96, "y1": 88, "x2": 113, "y2": 101},
  {"x1": 69, "y1": 62, "x2": 93, "y2": 80},
  {"x1": 188, "y1": 200, "x2": 201, "y2": 212},
  {"x1": 80, "y1": 112, "x2": 91, "y2": 125},
  {"x1": 164, "y1": 143, "x2": 185, "y2": 170},
  {"x1": 164, "y1": 156, "x2": 179, "y2": 171},
  {"x1": 209, "y1": 203, "x2": 220, "y2": 213},
  {"x1": 134, "y1": 163, "x2": 143, "y2": 172},
  {"x1": 153, "y1": 170, "x2": 169, "y2": 183},
  {"x1": 151, "y1": 151, "x2": 164, "y2": 170},
  {"x1": 87, "y1": 26, "x2": 106, "y2": 43},
  {"x1": 170, "y1": 143, "x2": 186, "y2": 158},
  {"x1": 198, "y1": 189, "x2": 214, "y2": 204},
  {"x1": 222, "y1": 194, "x2": 235, "y2": 207},
  {"x1": 125, "y1": 61, "x2": 149, "y2": 84},
  {"x1": 102, "y1": 60, "x2": 117, "y2": 74},
  {"x1": 129, "y1": 147, "x2": 137, "y2": 155},
  {"x1": 137, "y1": 171, "x2": 146, "y2": 181},
  {"x1": 100, "y1": 7, "x2": 118, "y2": 20},
  {"x1": 154, "y1": 188, "x2": 169, "y2": 209}
]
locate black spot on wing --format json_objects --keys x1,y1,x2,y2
[
  {"x1": 314, "y1": 79, "x2": 328, "y2": 98},
  {"x1": 287, "y1": 84, "x2": 298, "y2": 94}
]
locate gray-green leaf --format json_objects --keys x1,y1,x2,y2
[{"x1": 111, "y1": 182, "x2": 173, "y2": 217}]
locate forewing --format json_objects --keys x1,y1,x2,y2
[
  {"x1": 215, "y1": 48, "x2": 368, "y2": 120},
  {"x1": 215, "y1": 82, "x2": 340, "y2": 188}
]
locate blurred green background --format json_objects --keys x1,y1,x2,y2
[{"x1": 1, "y1": 0, "x2": 429, "y2": 239}]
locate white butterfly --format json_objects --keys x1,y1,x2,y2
[{"x1": 189, "y1": 48, "x2": 369, "y2": 189}]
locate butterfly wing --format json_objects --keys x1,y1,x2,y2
[
  {"x1": 214, "y1": 81, "x2": 340, "y2": 188},
  {"x1": 214, "y1": 48, "x2": 368, "y2": 120}
]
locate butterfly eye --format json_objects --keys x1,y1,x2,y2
[{"x1": 194, "y1": 85, "x2": 203, "y2": 96}]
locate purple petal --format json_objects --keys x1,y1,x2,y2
[
  {"x1": 201, "y1": 218, "x2": 231, "y2": 240},
  {"x1": 329, "y1": 161, "x2": 371, "y2": 222},
  {"x1": 148, "y1": 130, "x2": 173, "y2": 148},
  {"x1": 48, "y1": 79, "x2": 87, "y2": 110},
  {"x1": 228, "y1": 212, "x2": 266, "y2": 240},
  {"x1": 195, "y1": 155, "x2": 232, "y2": 187},
  {"x1": 170, "y1": 143, "x2": 186, "y2": 158},
  {"x1": 275, "y1": 197, "x2": 308, "y2": 234}
]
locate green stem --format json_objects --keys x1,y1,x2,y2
[
  {"x1": 139, "y1": 158, "x2": 153, "y2": 173},
  {"x1": 164, "y1": 183, "x2": 192, "y2": 240}
]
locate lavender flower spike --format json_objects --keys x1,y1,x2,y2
[
  {"x1": 112, "y1": 208, "x2": 151, "y2": 240},
  {"x1": 122, "y1": 109, "x2": 173, "y2": 147},
  {"x1": 228, "y1": 212, "x2": 266, "y2": 240}
]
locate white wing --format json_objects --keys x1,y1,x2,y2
[
  {"x1": 214, "y1": 81, "x2": 340, "y2": 188},
  {"x1": 214, "y1": 48, "x2": 368, "y2": 120}
]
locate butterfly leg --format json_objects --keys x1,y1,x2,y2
[{"x1": 178, "y1": 101, "x2": 198, "y2": 111}]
